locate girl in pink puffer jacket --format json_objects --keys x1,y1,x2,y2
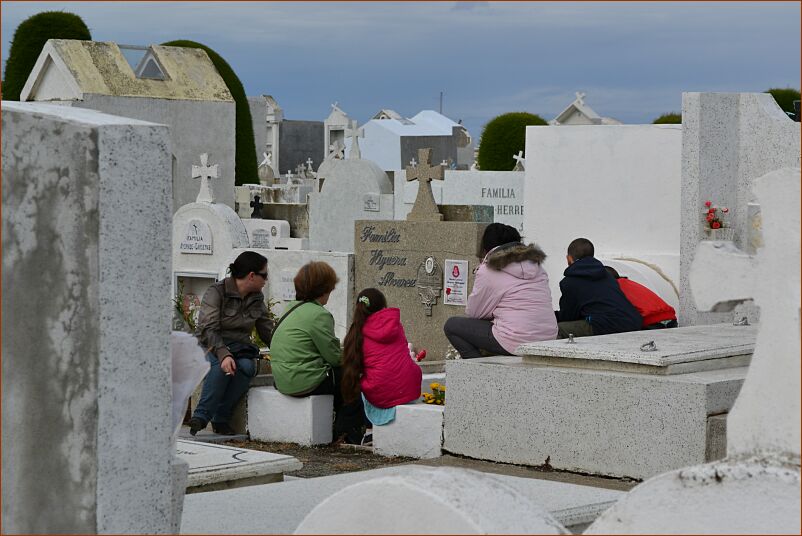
[{"x1": 341, "y1": 288, "x2": 422, "y2": 413}]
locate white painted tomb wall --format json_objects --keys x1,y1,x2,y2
[{"x1": 525, "y1": 124, "x2": 682, "y2": 309}]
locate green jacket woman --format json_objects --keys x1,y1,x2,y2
[{"x1": 269, "y1": 261, "x2": 366, "y2": 444}]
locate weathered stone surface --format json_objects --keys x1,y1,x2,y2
[
  {"x1": 177, "y1": 439, "x2": 302, "y2": 493},
  {"x1": 585, "y1": 454, "x2": 800, "y2": 534},
  {"x1": 443, "y1": 356, "x2": 745, "y2": 479},
  {"x1": 354, "y1": 220, "x2": 486, "y2": 359},
  {"x1": 261, "y1": 203, "x2": 309, "y2": 238},
  {"x1": 182, "y1": 466, "x2": 623, "y2": 533},
  {"x1": 2, "y1": 102, "x2": 174, "y2": 532},
  {"x1": 518, "y1": 324, "x2": 756, "y2": 375}
]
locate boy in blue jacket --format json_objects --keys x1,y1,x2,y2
[{"x1": 555, "y1": 238, "x2": 641, "y2": 338}]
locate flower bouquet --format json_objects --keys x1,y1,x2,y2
[{"x1": 702, "y1": 200, "x2": 734, "y2": 240}]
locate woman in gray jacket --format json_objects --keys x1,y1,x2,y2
[{"x1": 188, "y1": 251, "x2": 274, "y2": 436}]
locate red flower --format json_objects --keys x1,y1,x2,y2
[
  {"x1": 708, "y1": 207, "x2": 716, "y2": 214},
  {"x1": 706, "y1": 214, "x2": 714, "y2": 222},
  {"x1": 722, "y1": 207, "x2": 729, "y2": 213},
  {"x1": 704, "y1": 201, "x2": 712, "y2": 207},
  {"x1": 711, "y1": 221, "x2": 721, "y2": 229}
]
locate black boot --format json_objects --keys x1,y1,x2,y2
[{"x1": 188, "y1": 417, "x2": 207, "y2": 436}]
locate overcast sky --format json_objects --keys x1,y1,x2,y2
[{"x1": 2, "y1": 1, "x2": 800, "y2": 137}]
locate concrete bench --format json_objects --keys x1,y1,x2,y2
[
  {"x1": 248, "y1": 387, "x2": 333, "y2": 445},
  {"x1": 374, "y1": 402, "x2": 444, "y2": 459},
  {"x1": 444, "y1": 323, "x2": 756, "y2": 480}
]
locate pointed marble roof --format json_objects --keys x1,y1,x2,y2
[{"x1": 21, "y1": 39, "x2": 233, "y2": 102}]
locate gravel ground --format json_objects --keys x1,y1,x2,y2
[
  {"x1": 223, "y1": 438, "x2": 639, "y2": 492},
  {"x1": 224, "y1": 439, "x2": 415, "y2": 478}
]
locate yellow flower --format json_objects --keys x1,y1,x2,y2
[{"x1": 430, "y1": 382, "x2": 440, "y2": 390}]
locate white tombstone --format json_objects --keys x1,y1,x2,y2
[
  {"x1": 295, "y1": 467, "x2": 567, "y2": 534},
  {"x1": 587, "y1": 167, "x2": 801, "y2": 534},
  {"x1": 173, "y1": 175, "x2": 250, "y2": 311},
  {"x1": 2, "y1": 102, "x2": 180, "y2": 532},
  {"x1": 679, "y1": 92, "x2": 801, "y2": 326},
  {"x1": 308, "y1": 157, "x2": 394, "y2": 253}
]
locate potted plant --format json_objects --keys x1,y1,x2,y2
[{"x1": 702, "y1": 200, "x2": 734, "y2": 240}]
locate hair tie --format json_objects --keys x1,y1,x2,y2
[{"x1": 358, "y1": 296, "x2": 370, "y2": 307}]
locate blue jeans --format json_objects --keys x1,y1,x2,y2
[{"x1": 193, "y1": 351, "x2": 256, "y2": 424}]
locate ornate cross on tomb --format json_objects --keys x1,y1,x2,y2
[
  {"x1": 191, "y1": 153, "x2": 219, "y2": 203},
  {"x1": 409, "y1": 157, "x2": 417, "y2": 168},
  {"x1": 260, "y1": 152, "x2": 272, "y2": 168},
  {"x1": 306, "y1": 157, "x2": 314, "y2": 171},
  {"x1": 250, "y1": 194, "x2": 264, "y2": 219},
  {"x1": 575, "y1": 91, "x2": 586, "y2": 105},
  {"x1": 406, "y1": 147, "x2": 445, "y2": 222},
  {"x1": 346, "y1": 119, "x2": 364, "y2": 160},
  {"x1": 513, "y1": 150, "x2": 526, "y2": 171}
]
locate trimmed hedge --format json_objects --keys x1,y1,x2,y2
[
  {"x1": 3, "y1": 11, "x2": 91, "y2": 101},
  {"x1": 652, "y1": 112, "x2": 681, "y2": 124},
  {"x1": 765, "y1": 87, "x2": 800, "y2": 115},
  {"x1": 162, "y1": 40, "x2": 258, "y2": 185},
  {"x1": 477, "y1": 112, "x2": 547, "y2": 171}
]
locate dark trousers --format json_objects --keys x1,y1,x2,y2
[
  {"x1": 293, "y1": 366, "x2": 366, "y2": 441},
  {"x1": 443, "y1": 316, "x2": 512, "y2": 359},
  {"x1": 557, "y1": 319, "x2": 594, "y2": 339}
]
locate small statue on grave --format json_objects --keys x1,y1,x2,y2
[{"x1": 250, "y1": 195, "x2": 264, "y2": 219}]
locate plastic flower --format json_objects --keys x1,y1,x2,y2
[
  {"x1": 704, "y1": 200, "x2": 712, "y2": 207},
  {"x1": 430, "y1": 382, "x2": 440, "y2": 390},
  {"x1": 711, "y1": 221, "x2": 721, "y2": 229},
  {"x1": 722, "y1": 207, "x2": 729, "y2": 213}
]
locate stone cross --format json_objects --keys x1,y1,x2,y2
[
  {"x1": 405, "y1": 147, "x2": 444, "y2": 221},
  {"x1": 306, "y1": 157, "x2": 314, "y2": 171},
  {"x1": 260, "y1": 152, "x2": 272, "y2": 168},
  {"x1": 250, "y1": 194, "x2": 263, "y2": 219},
  {"x1": 346, "y1": 119, "x2": 364, "y2": 160},
  {"x1": 690, "y1": 167, "x2": 800, "y2": 457},
  {"x1": 575, "y1": 91, "x2": 586, "y2": 105},
  {"x1": 191, "y1": 153, "x2": 218, "y2": 203},
  {"x1": 409, "y1": 157, "x2": 417, "y2": 168},
  {"x1": 513, "y1": 150, "x2": 526, "y2": 171}
]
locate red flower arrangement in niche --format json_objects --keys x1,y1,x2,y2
[{"x1": 703, "y1": 200, "x2": 729, "y2": 229}]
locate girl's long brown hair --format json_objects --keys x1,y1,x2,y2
[{"x1": 341, "y1": 288, "x2": 387, "y2": 404}]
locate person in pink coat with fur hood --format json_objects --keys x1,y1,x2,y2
[
  {"x1": 341, "y1": 288, "x2": 422, "y2": 414},
  {"x1": 444, "y1": 223, "x2": 558, "y2": 358}
]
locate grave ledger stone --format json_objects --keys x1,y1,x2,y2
[{"x1": 2, "y1": 102, "x2": 179, "y2": 532}]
